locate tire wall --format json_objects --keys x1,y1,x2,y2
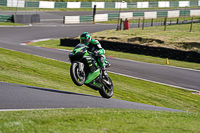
[{"x1": 60, "y1": 38, "x2": 200, "y2": 63}]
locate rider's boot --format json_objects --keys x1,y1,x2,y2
[
  {"x1": 105, "y1": 61, "x2": 111, "y2": 68},
  {"x1": 101, "y1": 66, "x2": 109, "y2": 80}
]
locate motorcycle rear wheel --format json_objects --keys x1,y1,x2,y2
[
  {"x1": 70, "y1": 62, "x2": 86, "y2": 86},
  {"x1": 99, "y1": 77, "x2": 114, "y2": 98}
]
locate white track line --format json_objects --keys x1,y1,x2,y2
[
  {"x1": 110, "y1": 57, "x2": 200, "y2": 72},
  {"x1": 108, "y1": 71, "x2": 200, "y2": 93}
]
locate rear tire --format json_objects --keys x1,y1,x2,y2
[
  {"x1": 70, "y1": 62, "x2": 86, "y2": 86},
  {"x1": 99, "y1": 77, "x2": 113, "y2": 98}
]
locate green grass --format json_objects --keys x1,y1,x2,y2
[
  {"x1": 92, "y1": 23, "x2": 200, "y2": 46},
  {"x1": 0, "y1": 108, "x2": 200, "y2": 133},
  {"x1": 0, "y1": 48, "x2": 200, "y2": 113},
  {"x1": 0, "y1": 22, "x2": 25, "y2": 26},
  {"x1": 29, "y1": 39, "x2": 200, "y2": 70}
]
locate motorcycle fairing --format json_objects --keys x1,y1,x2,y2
[{"x1": 85, "y1": 69, "x2": 100, "y2": 84}]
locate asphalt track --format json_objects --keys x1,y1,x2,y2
[
  {"x1": 0, "y1": 82, "x2": 184, "y2": 112},
  {"x1": 0, "y1": 12, "x2": 199, "y2": 111}
]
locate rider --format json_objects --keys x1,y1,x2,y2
[{"x1": 80, "y1": 32, "x2": 109, "y2": 79}]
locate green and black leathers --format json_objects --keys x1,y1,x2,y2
[
  {"x1": 87, "y1": 39, "x2": 106, "y2": 67},
  {"x1": 69, "y1": 43, "x2": 113, "y2": 98}
]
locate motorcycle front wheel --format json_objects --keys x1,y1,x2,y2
[
  {"x1": 99, "y1": 77, "x2": 114, "y2": 98},
  {"x1": 70, "y1": 62, "x2": 86, "y2": 86}
]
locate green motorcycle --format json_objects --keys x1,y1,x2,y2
[{"x1": 68, "y1": 43, "x2": 113, "y2": 98}]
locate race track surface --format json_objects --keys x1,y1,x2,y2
[{"x1": 0, "y1": 82, "x2": 183, "y2": 112}]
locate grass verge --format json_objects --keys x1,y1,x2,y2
[
  {"x1": 0, "y1": 108, "x2": 200, "y2": 133},
  {"x1": 28, "y1": 39, "x2": 200, "y2": 70},
  {"x1": 92, "y1": 23, "x2": 200, "y2": 52},
  {"x1": 0, "y1": 22, "x2": 25, "y2": 26},
  {"x1": 0, "y1": 48, "x2": 200, "y2": 113}
]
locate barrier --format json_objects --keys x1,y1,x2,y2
[
  {"x1": 25, "y1": 1, "x2": 39, "y2": 8},
  {"x1": 80, "y1": 15, "x2": 93, "y2": 22},
  {"x1": 0, "y1": 15, "x2": 13, "y2": 22},
  {"x1": 137, "y1": 2, "x2": 149, "y2": 8},
  {"x1": 1, "y1": 0, "x2": 199, "y2": 9},
  {"x1": 127, "y1": 2, "x2": 137, "y2": 8},
  {"x1": 64, "y1": 9, "x2": 200, "y2": 24},
  {"x1": 67, "y1": 2, "x2": 81, "y2": 8},
  {"x1": 190, "y1": 10, "x2": 200, "y2": 16},
  {"x1": 39, "y1": 1, "x2": 54, "y2": 8},
  {"x1": 170, "y1": 1, "x2": 179, "y2": 7},
  {"x1": 168, "y1": 10, "x2": 180, "y2": 18},
  {"x1": 55, "y1": 2, "x2": 67, "y2": 8},
  {"x1": 133, "y1": 12, "x2": 144, "y2": 17},
  {"x1": 157, "y1": 11, "x2": 168, "y2": 18},
  {"x1": 105, "y1": 2, "x2": 115, "y2": 8},
  {"x1": 144, "y1": 12, "x2": 157, "y2": 19},
  {"x1": 115, "y1": 2, "x2": 127, "y2": 9},
  {"x1": 7, "y1": 0, "x2": 25, "y2": 7},
  {"x1": 190, "y1": 1, "x2": 198, "y2": 6},
  {"x1": 180, "y1": 10, "x2": 190, "y2": 16},
  {"x1": 108, "y1": 13, "x2": 119, "y2": 20},
  {"x1": 149, "y1": 2, "x2": 158, "y2": 7},
  {"x1": 60, "y1": 38, "x2": 200, "y2": 63},
  {"x1": 0, "y1": 0, "x2": 7, "y2": 6},
  {"x1": 95, "y1": 14, "x2": 108, "y2": 22},
  {"x1": 92, "y1": 2, "x2": 104, "y2": 8},
  {"x1": 81, "y1": 2, "x2": 91, "y2": 8},
  {"x1": 158, "y1": 1, "x2": 170, "y2": 8},
  {"x1": 120, "y1": 12, "x2": 133, "y2": 19},
  {"x1": 179, "y1": 1, "x2": 190, "y2": 7},
  {"x1": 64, "y1": 16, "x2": 79, "y2": 24},
  {"x1": 13, "y1": 14, "x2": 40, "y2": 23}
]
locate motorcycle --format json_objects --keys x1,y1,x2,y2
[{"x1": 68, "y1": 43, "x2": 114, "y2": 98}]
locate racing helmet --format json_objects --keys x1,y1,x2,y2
[{"x1": 80, "y1": 32, "x2": 91, "y2": 45}]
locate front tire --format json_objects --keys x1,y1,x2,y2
[
  {"x1": 70, "y1": 62, "x2": 86, "y2": 86},
  {"x1": 99, "y1": 77, "x2": 114, "y2": 98}
]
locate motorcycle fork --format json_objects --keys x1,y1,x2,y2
[{"x1": 78, "y1": 62, "x2": 84, "y2": 72}]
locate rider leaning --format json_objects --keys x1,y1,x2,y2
[{"x1": 80, "y1": 32, "x2": 108, "y2": 79}]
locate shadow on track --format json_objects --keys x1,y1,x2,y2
[{"x1": 22, "y1": 85, "x2": 101, "y2": 98}]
